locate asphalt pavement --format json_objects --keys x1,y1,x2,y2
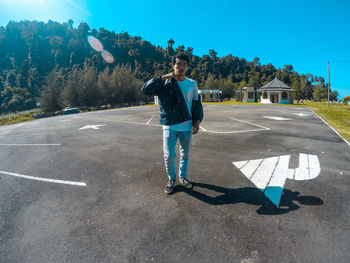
[{"x1": 0, "y1": 104, "x2": 349, "y2": 263}]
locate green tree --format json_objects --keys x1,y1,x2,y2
[
  {"x1": 40, "y1": 69, "x2": 63, "y2": 112},
  {"x1": 219, "y1": 76, "x2": 234, "y2": 99},
  {"x1": 108, "y1": 64, "x2": 143, "y2": 104},
  {"x1": 343, "y1": 96, "x2": 350, "y2": 104},
  {"x1": 312, "y1": 83, "x2": 327, "y2": 101},
  {"x1": 77, "y1": 63, "x2": 100, "y2": 106},
  {"x1": 209, "y1": 49, "x2": 217, "y2": 61},
  {"x1": 60, "y1": 66, "x2": 80, "y2": 107}
]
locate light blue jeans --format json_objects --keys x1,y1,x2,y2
[{"x1": 163, "y1": 129, "x2": 192, "y2": 180}]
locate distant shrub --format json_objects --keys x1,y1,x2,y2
[{"x1": 343, "y1": 96, "x2": 350, "y2": 104}]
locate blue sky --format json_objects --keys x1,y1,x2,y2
[{"x1": 0, "y1": 0, "x2": 349, "y2": 99}]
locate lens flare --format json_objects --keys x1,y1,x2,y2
[
  {"x1": 101, "y1": 50, "x2": 115, "y2": 64},
  {"x1": 87, "y1": 35, "x2": 103, "y2": 52}
]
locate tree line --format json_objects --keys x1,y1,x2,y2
[{"x1": 0, "y1": 20, "x2": 338, "y2": 113}]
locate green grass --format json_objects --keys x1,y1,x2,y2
[
  {"x1": 299, "y1": 102, "x2": 350, "y2": 141},
  {"x1": 0, "y1": 113, "x2": 35, "y2": 126}
]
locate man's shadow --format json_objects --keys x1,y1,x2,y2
[{"x1": 173, "y1": 182, "x2": 323, "y2": 215}]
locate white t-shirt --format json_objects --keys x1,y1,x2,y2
[{"x1": 162, "y1": 78, "x2": 198, "y2": 131}]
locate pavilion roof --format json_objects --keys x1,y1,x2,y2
[{"x1": 257, "y1": 78, "x2": 294, "y2": 91}]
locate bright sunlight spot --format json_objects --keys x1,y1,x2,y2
[{"x1": 3, "y1": 0, "x2": 46, "y2": 5}]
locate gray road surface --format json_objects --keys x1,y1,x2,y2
[{"x1": 0, "y1": 104, "x2": 349, "y2": 263}]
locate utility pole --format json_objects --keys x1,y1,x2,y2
[{"x1": 328, "y1": 61, "x2": 330, "y2": 108}]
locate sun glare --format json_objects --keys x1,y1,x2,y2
[
  {"x1": 3, "y1": 0, "x2": 46, "y2": 5},
  {"x1": 1, "y1": 0, "x2": 88, "y2": 28}
]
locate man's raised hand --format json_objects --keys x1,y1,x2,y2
[{"x1": 162, "y1": 73, "x2": 177, "y2": 80}]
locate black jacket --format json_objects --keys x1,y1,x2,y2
[{"x1": 141, "y1": 77, "x2": 203, "y2": 126}]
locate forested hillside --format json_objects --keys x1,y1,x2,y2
[{"x1": 0, "y1": 20, "x2": 338, "y2": 113}]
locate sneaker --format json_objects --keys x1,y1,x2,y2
[
  {"x1": 165, "y1": 179, "x2": 175, "y2": 194},
  {"x1": 179, "y1": 177, "x2": 193, "y2": 190}
]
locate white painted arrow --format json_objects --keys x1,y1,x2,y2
[
  {"x1": 293, "y1": 113, "x2": 310, "y2": 117},
  {"x1": 233, "y1": 153, "x2": 321, "y2": 207},
  {"x1": 263, "y1": 116, "x2": 293, "y2": 121},
  {"x1": 78, "y1": 125, "x2": 105, "y2": 130}
]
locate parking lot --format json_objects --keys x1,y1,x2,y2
[{"x1": 0, "y1": 104, "x2": 349, "y2": 263}]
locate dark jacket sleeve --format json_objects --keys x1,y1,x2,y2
[
  {"x1": 191, "y1": 94, "x2": 204, "y2": 124},
  {"x1": 141, "y1": 77, "x2": 162, "y2": 96}
]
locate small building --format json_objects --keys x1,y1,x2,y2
[
  {"x1": 199, "y1": 90, "x2": 222, "y2": 102},
  {"x1": 257, "y1": 78, "x2": 294, "y2": 104},
  {"x1": 242, "y1": 87, "x2": 258, "y2": 103}
]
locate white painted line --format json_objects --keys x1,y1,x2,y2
[
  {"x1": 78, "y1": 125, "x2": 105, "y2": 130},
  {"x1": 267, "y1": 155, "x2": 290, "y2": 187},
  {"x1": 250, "y1": 157, "x2": 279, "y2": 189},
  {"x1": 0, "y1": 143, "x2": 61, "y2": 146},
  {"x1": 0, "y1": 132, "x2": 55, "y2": 137},
  {"x1": 112, "y1": 116, "x2": 270, "y2": 134},
  {"x1": 294, "y1": 167, "x2": 309, "y2": 180},
  {"x1": 232, "y1": 160, "x2": 248, "y2": 169},
  {"x1": 240, "y1": 159, "x2": 263, "y2": 179},
  {"x1": 308, "y1": 154, "x2": 321, "y2": 179},
  {"x1": 263, "y1": 116, "x2": 292, "y2": 121},
  {"x1": 200, "y1": 117, "x2": 271, "y2": 133},
  {"x1": 0, "y1": 170, "x2": 86, "y2": 186},
  {"x1": 199, "y1": 125, "x2": 207, "y2": 131},
  {"x1": 115, "y1": 119, "x2": 161, "y2": 127},
  {"x1": 313, "y1": 112, "x2": 350, "y2": 147},
  {"x1": 229, "y1": 117, "x2": 271, "y2": 130},
  {"x1": 146, "y1": 115, "x2": 155, "y2": 125},
  {"x1": 198, "y1": 128, "x2": 270, "y2": 134},
  {"x1": 293, "y1": 153, "x2": 309, "y2": 180},
  {"x1": 300, "y1": 153, "x2": 309, "y2": 168},
  {"x1": 292, "y1": 113, "x2": 310, "y2": 117}
]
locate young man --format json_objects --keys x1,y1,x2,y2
[{"x1": 141, "y1": 53, "x2": 203, "y2": 194}]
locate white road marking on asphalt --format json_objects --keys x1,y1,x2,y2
[
  {"x1": 240, "y1": 159, "x2": 263, "y2": 179},
  {"x1": 228, "y1": 117, "x2": 271, "y2": 130},
  {"x1": 0, "y1": 143, "x2": 61, "y2": 146},
  {"x1": 115, "y1": 119, "x2": 161, "y2": 127},
  {"x1": 232, "y1": 160, "x2": 248, "y2": 169},
  {"x1": 308, "y1": 154, "x2": 321, "y2": 179},
  {"x1": 198, "y1": 128, "x2": 270, "y2": 134},
  {"x1": 78, "y1": 125, "x2": 105, "y2": 130},
  {"x1": 268, "y1": 155, "x2": 290, "y2": 187},
  {"x1": 0, "y1": 170, "x2": 86, "y2": 186},
  {"x1": 286, "y1": 153, "x2": 321, "y2": 180},
  {"x1": 233, "y1": 153, "x2": 321, "y2": 207},
  {"x1": 293, "y1": 113, "x2": 310, "y2": 117},
  {"x1": 263, "y1": 116, "x2": 293, "y2": 121},
  {"x1": 112, "y1": 116, "x2": 271, "y2": 134},
  {"x1": 199, "y1": 125, "x2": 207, "y2": 131},
  {"x1": 250, "y1": 157, "x2": 279, "y2": 189},
  {"x1": 0, "y1": 132, "x2": 55, "y2": 137},
  {"x1": 146, "y1": 115, "x2": 155, "y2": 125},
  {"x1": 291, "y1": 153, "x2": 309, "y2": 180}
]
